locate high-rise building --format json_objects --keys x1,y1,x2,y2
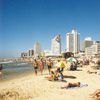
[
  {"x1": 51, "y1": 35, "x2": 61, "y2": 55},
  {"x1": 34, "y1": 42, "x2": 41, "y2": 58},
  {"x1": 27, "y1": 49, "x2": 34, "y2": 57},
  {"x1": 21, "y1": 52, "x2": 27, "y2": 58},
  {"x1": 83, "y1": 37, "x2": 93, "y2": 51},
  {"x1": 93, "y1": 41, "x2": 100, "y2": 56},
  {"x1": 66, "y1": 32, "x2": 73, "y2": 52},
  {"x1": 66, "y1": 29, "x2": 80, "y2": 53}
]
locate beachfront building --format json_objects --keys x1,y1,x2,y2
[
  {"x1": 93, "y1": 41, "x2": 100, "y2": 56},
  {"x1": 85, "y1": 41, "x2": 100, "y2": 57},
  {"x1": 21, "y1": 52, "x2": 27, "y2": 58},
  {"x1": 51, "y1": 35, "x2": 61, "y2": 55},
  {"x1": 43, "y1": 50, "x2": 52, "y2": 57},
  {"x1": 34, "y1": 42, "x2": 41, "y2": 58},
  {"x1": 27, "y1": 49, "x2": 34, "y2": 57},
  {"x1": 66, "y1": 29, "x2": 80, "y2": 54},
  {"x1": 85, "y1": 46, "x2": 94, "y2": 56},
  {"x1": 83, "y1": 37, "x2": 93, "y2": 51}
]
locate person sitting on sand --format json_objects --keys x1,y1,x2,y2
[
  {"x1": 45, "y1": 71, "x2": 57, "y2": 81},
  {"x1": 57, "y1": 72, "x2": 63, "y2": 81},
  {"x1": 61, "y1": 82, "x2": 80, "y2": 89},
  {"x1": 90, "y1": 89, "x2": 100, "y2": 100}
]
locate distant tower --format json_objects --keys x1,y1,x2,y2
[
  {"x1": 34, "y1": 42, "x2": 41, "y2": 58},
  {"x1": 66, "y1": 29, "x2": 80, "y2": 53},
  {"x1": 51, "y1": 35, "x2": 61, "y2": 55}
]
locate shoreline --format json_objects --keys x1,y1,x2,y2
[{"x1": 0, "y1": 67, "x2": 50, "y2": 83}]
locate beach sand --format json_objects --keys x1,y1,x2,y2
[{"x1": 0, "y1": 65, "x2": 100, "y2": 100}]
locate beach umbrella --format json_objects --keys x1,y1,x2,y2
[{"x1": 67, "y1": 57, "x2": 77, "y2": 62}]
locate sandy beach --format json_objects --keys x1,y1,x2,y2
[{"x1": 0, "y1": 65, "x2": 100, "y2": 100}]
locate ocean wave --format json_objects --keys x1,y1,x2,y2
[
  {"x1": 0, "y1": 61, "x2": 13, "y2": 64},
  {"x1": 17, "y1": 63, "x2": 28, "y2": 66}
]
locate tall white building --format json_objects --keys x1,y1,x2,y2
[
  {"x1": 66, "y1": 29, "x2": 80, "y2": 53},
  {"x1": 66, "y1": 33, "x2": 73, "y2": 52},
  {"x1": 34, "y1": 42, "x2": 41, "y2": 58},
  {"x1": 51, "y1": 35, "x2": 61, "y2": 55}
]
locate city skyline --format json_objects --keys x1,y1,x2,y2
[{"x1": 0, "y1": 0, "x2": 100, "y2": 58}]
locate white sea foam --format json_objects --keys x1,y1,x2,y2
[{"x1": 0, "y1": 61, "x2": 13, "y2": 64}]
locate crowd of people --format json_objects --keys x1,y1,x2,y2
[
  {"x1": 32, "y1": 58, "x2": 53, "y2": 75},
  {"x1": 32, "y1": 58, "x2": 66, "y2": 81},
  {"x1": 31, "y1": 56, "x2": 82, "y2": 77}
]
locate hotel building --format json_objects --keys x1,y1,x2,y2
[
  {"x1": 66, "y1": 29, "x2": 80, "y2": 53},
  {"x1": 85, "y1": 41, "x2": 100, "y2": 56},
  {"x1": 51, "y1": 35, "x2": 61, "y2": 55},
  {"x1": 83, "y1": 37, "x2": 93, "y2": 51},
  {"x1": 34, "y1": 42, "x2": 41, "y2": 58}
]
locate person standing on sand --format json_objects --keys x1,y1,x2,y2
[
  {"x1": 47, "y1": 59, "x2": 53, "y2": 74},
  {"x1": 32, "y1": 59, "x2": 38, "y2": 75},
  {"x1": 0, "y1": 64, "x2": 3, "y2": 79},
  {"x1": 39, "y1": 59, "x2": 44, "y2": 75}
]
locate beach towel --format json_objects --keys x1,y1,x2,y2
[
  {"x1": 96, "y1": 72, "x2": 100, "y2": 75},
  {"x1": 61, "y1": 83, "x2": 88, "y2": 89}
]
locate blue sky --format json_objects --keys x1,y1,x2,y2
[{"x1": 0, "y1": 0, "x2": 100, "y2": 58}]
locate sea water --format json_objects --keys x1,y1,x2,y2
[{"x1": 0, "y1": 61, "x2": 34, "y2": 80}]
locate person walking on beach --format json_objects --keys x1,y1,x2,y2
[
  {"x1": 39, "y1": 59, "x2": 44, "y2": 75},
  {"x1": 0, "y1": 64, "x2": 3, "y2": 79},
  {"x1": 32, "y1": 59, "x2": 38, "y2": 75},
  {"x1": 47, "y1": 59, "x2": 53, "y2": 74}
]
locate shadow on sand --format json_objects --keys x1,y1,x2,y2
[
  {"x1": 76, "y1": 69, "x2": 83, "y2": 71},
  {"x1": 63, "y1": 75, "x2": 77, "y2": 79}
]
